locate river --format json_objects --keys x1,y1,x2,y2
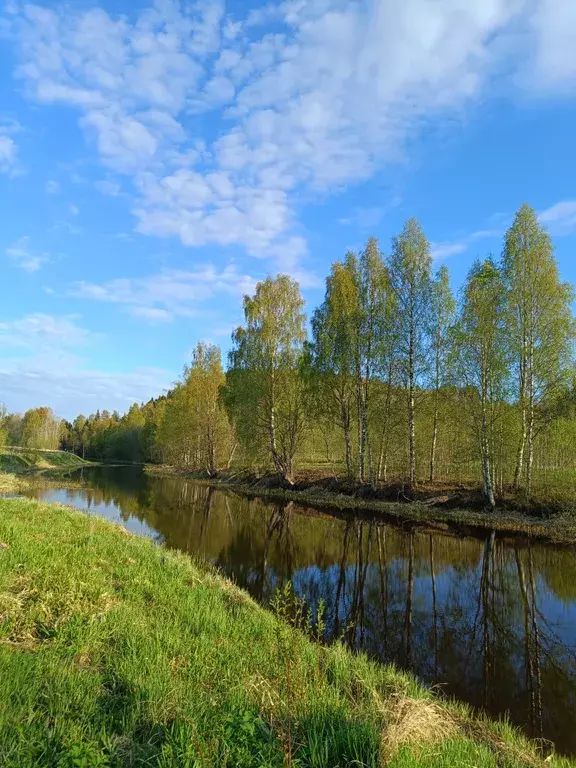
[{"x1": 25, "y1": 465, "x2": 576, "y2": 755}]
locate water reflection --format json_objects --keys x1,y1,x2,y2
[{"x1": 27, "y1": 467, "x2": 576, "y2": 755}]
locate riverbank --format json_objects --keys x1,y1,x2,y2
[
  {"x1": 144, "y1": 467, "x2": 576, "y2": 545},
  {"x1": 0, "y1": 447, "x2": 93, "y2": 476},
  {"x1": 0, "y1": 496, "x2": 569, "y2": 767},
  {"x1": 0, "y1": 449, "x2": 93, "y2": 494}
]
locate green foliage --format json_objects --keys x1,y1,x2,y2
[
  {"x1": 389, "y1": 218, "x2": 433, "y2": 382},
  {"x1": 456, "y1": 258, "x2": 509, "y2": 506},
  {"x1": 429, "y1": 265, "x2": 456, "y2": 387},
  {"x1": 19, "y1": 406, "x2": 60, "y2": 450},
  {"x1": 428, "y1": 265, "x2": 456, "y2": 481},
  {"x1": 305, "y1": 256, "x2": 363, "y2": 477},
  {"x1": 224, "y1": 275, "x2": 307, "y2": 481},
  {"x1": 503, "y1": 204, "x2": 576, "y2": 493},
  {"x1": 389, "y1": 218, "x2": 433, "y2": 483},
  {"x1": 158, "y1": 343, "x2": 233, "y2": 472}
]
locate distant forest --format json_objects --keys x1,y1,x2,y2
[{"x1": 2, "y1": 204, "x2": 576, "y2": 507}]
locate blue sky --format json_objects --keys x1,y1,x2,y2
[{"x1": 1, "y1": 0, "x2": 576, "y2": 419}]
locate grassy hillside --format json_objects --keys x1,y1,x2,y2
[
  {"x1": 0, "y1": 497, "x2": 570, "y2": 767},
  {"x1": 0, "y1": 448, "x2": 91, "y2": 476}
]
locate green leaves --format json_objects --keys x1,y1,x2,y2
[
  {"x1": 224, "y1": 275, "x2": 307, "y2": 481},
  {"x1": 159, "y1": 342, "x2": 232, "y2": 472},
  {"x1": 503, "y1": 204, "x2": 576, "y2": 493}
]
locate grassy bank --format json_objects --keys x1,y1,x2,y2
[
  {"x1": 0, "y1": 498, "x2": 568, "y2": 767},
  {"x1": 0, "y1": 450, "x2": 92, "y2": 494},
  {"x1": 0, "y1": 448, "x2": 91, "y2": 475},
  {"x1": 145, "y1": 468, "x2": 576, "y2": 545}
]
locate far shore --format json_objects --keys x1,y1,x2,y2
[
  {"x1": 144, "y1": 465, "x2": 576, "y2": 546},
  {"x1": 2, "y1": 446, "x2": 575, "y2": 545}
]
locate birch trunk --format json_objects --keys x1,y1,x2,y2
[
  {"x1": 408, "y1": 294, "x2": 416, "y2": 485},
  {"x1": 513, "y1": 336, "x2": 527, "y2": 489},
  {"x1": 343, "y1": 412, "x2": 353, "y2": 479},
  {"x1": 356, "y1": 364, "x2": 365, "y2": 482},
  {"x1": 526, "y1": 341, "x2": 535, "y2": 499},
  {"x1": 480, "y1": 367, "x2": 496, "y2": 508},
  {"x1": 377, "y1": 358, "x2": 393, "y2": 482},
  {"x1": 429, "y1": 387, "x2": 439, "y2": 483}
]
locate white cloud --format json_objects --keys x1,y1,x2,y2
[
  {"x1": 5, "y1": 0, "x2": 576, "y2": 280},
  {"x1": 95, "y1": 179, "x2": 122, "y2": 196},
  {"x1": 0, "y1": 311, "x2": 170, "y2": 417},
  {"x1": 69, "y1": 203, "x2": 79, "y2": 216},
  {"x1": 129, "y1": 306, "x2": 172, "y2": 323},
  {"x1": 0, "y1": 313, "x2": 94, "y2": 350},
  {"x1": 431, "y1": 241, "x2": 469, "y2": 261},
  {"x1": 5, "y1": 236, "x2": 50, "y2": 272},
  {"x1": 539, "y1": 200, "x2": 576, "y2": 234},
  {"x1": 45, "y1": 179, "x2": 60, "y2": 194},
  {"x1": 527, "y1": 0, "x2": 576, "y2": 92},
  {"x1": 339, "y1": 199, "x2": 402, "y2": 229},
  {"x1": 0, "y1": 134, "x2": 18, "y2": 175},
  {"x1": 431, "y1": 227, "x2": 502, "y2": 261},
  {"x1": 0, "y1": 119, "x2": 21, "y2": 176},
  {"x1": 0, "y1": 356, "x2": 170, "y2": 418},
  {"x1": 71, "y1": 263, "x2": 259, "y2": 320},
  {"x1": 50, "y1": 219, "x2": 81, "y2": 235}
]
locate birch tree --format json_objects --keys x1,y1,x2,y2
[
  {"x1": 224, "y1": 275, "x2": 307, "y2": 483},
  {"x1": 457, "y1": 258, "x2": 508, "y2": 508},
  {"x1": 503, "y1": 204, "x2": 575, "y2": 495},
  {"x1": 428, "y1": 264, "x2": 456, "y2": 481},
  {"x1": 305, "y1": 259, "x2": 359, "y2": 478},
  {"x1": 357, "y1": 238, "x2": 395, "y2": 487},
  {"x1": 389, "y1": 218, "x2": 432, "y2": 485}
]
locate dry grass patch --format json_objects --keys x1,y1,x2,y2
[
  {"x1": 377, "y1": 691, "x2": 548, "y2": 767},
  {"x1": 378, "y1": 693, "x2": 458, "y2": 764}
]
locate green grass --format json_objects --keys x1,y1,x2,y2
[
  {"x1": 0, "y1": 448, "x2": 91, "y2": 476},
  {"x1": 0, "y1": 497, "x2": 570, "y2": 767},
  {"x1": 0, "y1": 450, "x2": 92, "y2": 493}
]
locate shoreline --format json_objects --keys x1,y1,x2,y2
[
  {"x1": 145, "y1": 466, "x2": 576, "y2": 545},
  {"x1": 3, "y1": 453, "x2": 576, "y2": 545},
  {"x1": 0, "y1": 495, "x2": 569, "y2": 767}
]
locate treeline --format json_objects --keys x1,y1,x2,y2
[
  {"x1": 2, "y1": 204, "x2": 575, "y2": 506},
  {"x1": 0, "y1": 406, "x2": 63, "y2": 450}
]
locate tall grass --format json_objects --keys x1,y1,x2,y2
[{"x1": 0, "y1": 497, "x2": 571, "y2": 767}]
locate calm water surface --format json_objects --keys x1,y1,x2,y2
[{"x1": 26, "y1": 466, "x2": 576, "y2": 755}]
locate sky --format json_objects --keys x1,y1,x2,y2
[{"x1": 1, "y1": 0, "x2": 576, "y2": 419}]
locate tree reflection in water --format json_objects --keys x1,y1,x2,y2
[{"x1": 29, "y1": 466, "x2": 576, "y2": 756}]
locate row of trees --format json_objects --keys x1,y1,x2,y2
[
  {"x1": 2, "y1": 205, "x2": 574, "y2": 506},
  {"x1": 221, "y1": 204, "x2": 574, "y2": 505}
]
